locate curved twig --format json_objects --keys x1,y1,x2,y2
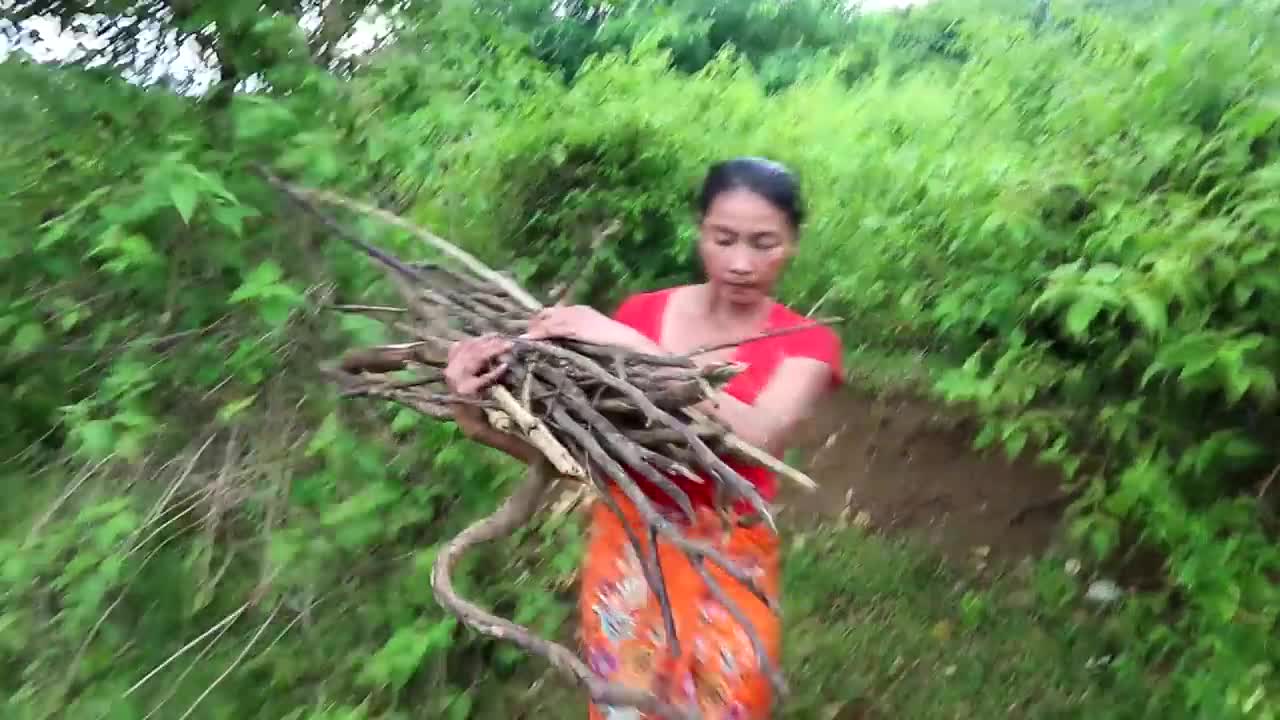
[
  {"x1": 430, "y1": 461, "x2": 697, "y2": 720},
  {"x1": 681, "y1": 317, "x2": 844, "y2": 359},
  {"x1": 690, "y1": 559, "x2": 787, "y2": 696},
  {"x1": 261, "y1": 168, "x2": 543, "y2": 311},
  {"x1": 576, "y1": 451, "x2": 682, "y2": 660}
]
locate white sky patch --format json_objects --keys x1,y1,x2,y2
[
  {"x1": 1, "y1": 1, "x2": 929, "y2": 92},
  {"x1": 0, "y1": 7, "x2": 392, "y2": 93}
]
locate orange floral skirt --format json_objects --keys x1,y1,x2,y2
[{"x1": 578, "y1": 487, "x2": 782, "y2": 720}]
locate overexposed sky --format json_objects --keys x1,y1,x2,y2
[
  {"x1": 0, "y1": 0, "x2": 931, "y2": 91},
  {"x1": 0, "y1": 9, "x2": 393, "y2": 93}
]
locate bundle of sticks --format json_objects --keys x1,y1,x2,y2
[{"x1": 263, "y1": 170, "x2": 824, "y2": 719}]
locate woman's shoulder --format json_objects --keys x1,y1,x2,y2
[
  {"x1": 611, "y1": 286, "x2": 682, "y2": 318},
  {"x1": 610, "y1": 286, "x2": 683, "y2": 336},
  {"x1": 767, "y1": 301, "x2": 844, "y2": 368},
  {"x1": 616, "y1": 286, "x2": 679, "y2": 306}
]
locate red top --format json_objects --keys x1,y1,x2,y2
[{"x1": 611, "y1": 287, "x2": 844, "y2": 513}]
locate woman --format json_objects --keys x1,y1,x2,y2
[{"x1": 444, "y1": 157, "x2": 844, "y2": 719}]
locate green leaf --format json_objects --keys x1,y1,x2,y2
[
  {"x1": 1241, "y1": 245, "x2": 1272, "y2": 266},
  {"x1": 306, "y1": 413, "x2": 341, "y2": 457},
  {"x1": 1214, "y1": 583, "x2": 1241, "y2": 622},
  {"x1": 339, "y1": 314, "x2": 389, "y2": 347},
  {"x1": 75, "y1": 498, "x2": 131, "y2": 524},
  {"x1": 217, "y1": 395, "x2": 258, "y2": 423},
  {"x1": 1220, "y1": 433, "x2": 1264, "y2": 462},
  {"x1": 1224, "y1": 364, "x2": 1253, "y2": 406},
  {"x1": 1064, "y1": 296, "x2": 1103, "y2": 339},
  {"x1": 60, "y1": 307, "x2": 85, "y2": 332},
  {"x1": 258, "y1": 300, "x2": 296, "y2": 328},
  {"x1": 230, "y1": 261, "x2": 287, "y2": 303},
  {"x1": 1003, "y1": 428, "x2": 1028, "y2": 461},
  {"x1": 1125, "y1": 289, "x2": 1167, "y2": 335},
  {"x1": 1245, "y1": 367, "x2": 1277, "y2": 404},
  {"x1": 170, "y1": 182, "x2": 199, "y2": 224},
  {"x1": 191, "y1": 580, "x2": 216, "y2": 615},
  {"x1": 391, "y1": 409, "x2": 419, "y2": 435},
  {"x1": 1090, "y1": 524, "x2": 1116, "y2": 560},
  {"x1": 1084, "y1": 263, "x2": 1123, "y2": 284},
  {"x1": 447, "y1": 691, "x2": 474, "y2": 720},
  {"x1": 115, "y1": 430, "x2": 146, "y2": 461},
  {"x1": 210, "y1": 202, "x2": 259, "y2": 238},
  {"x1": 77, "y1": 420, "x2": 115, "y2": 458},
  {"x1": 233, "y1": 98, "x2": 298, "y2": 141},
  {"x1": 10, "y1": 322, "x2": 47, "y2": 357}
]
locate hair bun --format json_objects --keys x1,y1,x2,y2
[{"x1": 699, "y1": 157, "x2": 805, "y2": 229}]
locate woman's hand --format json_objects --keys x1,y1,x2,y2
[
  {"x1": 524, "y1": 305, "x2": 658, "y2": 352},
  {"x1": 442, "y1": 334, "x2": 541, "y2": 464},
  {"x1": 444, "y1": 334, "x2": 510, "y2": 441},
  {"x1": 444, "y1": 334, "x2": 511, "y2": 398}
]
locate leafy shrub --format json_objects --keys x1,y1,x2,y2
[
  {"x1": 4, "y1": 0, "x2": 1280, "y2": 717},
  {"x1": 417, "y1": 2, "x2": 1280, "y2": 715}
]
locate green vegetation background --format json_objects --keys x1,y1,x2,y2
[{"x1": 2, "y1": 0, "x2": 1277, "y2": 717}]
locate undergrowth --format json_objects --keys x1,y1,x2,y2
[{"x1": 2, "y1": 0, "x2": 1278, "y2": 717}]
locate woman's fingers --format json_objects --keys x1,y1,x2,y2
[
  {"x1": 521, "y1": 319, "x2": 546, "y2": 340},
  {"x1": 449, "y1": 335, "x2": 504, "y2": 364},
  {"x1": 444, "y1": 334, "x2": 513, "y2": 397},
  {"x1": 474, "y1": 337, "x2": 512, "y2": 365},
  {"x1": 462, "y1": 361, "x2": 508, "y2": 395},
  {"x1": 522, "y1": 308, "x2": 569, "y2": 340},
  {"x1": 455, "y1": 358, "x2": 509, "y2": 396},
  {"x1": 481, "y1": 335, "x2": 512, "y2": 355}
]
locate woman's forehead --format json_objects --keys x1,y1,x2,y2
[{"x1": 703, "y1": 190, "x2": 791, "y2": 230}]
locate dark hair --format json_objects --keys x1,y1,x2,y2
[{"x1": 697, "y1": 156, "x2": 805, "y2": 230}]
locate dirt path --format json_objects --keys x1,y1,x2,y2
[{"x1": 780, "y1": 386, "x2": 1070, "y2": 568}]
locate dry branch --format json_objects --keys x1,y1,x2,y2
[
  {"x1": 261, "y1": 170, "x2": 830, "y2": 716},
  {"x1": 432, "y1": 461, "x2": 696, "y2": 719}
]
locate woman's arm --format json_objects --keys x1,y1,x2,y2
[
  {"x1": 450, "y1": 403, "x2": 544, "y2": 464},
  {"x1": 692, "y1": 359, "x2": 834, "y2": 456}
]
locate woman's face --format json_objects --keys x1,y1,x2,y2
[{"x1": 697, "y1": 188, "x2": 796, "y2": 307}]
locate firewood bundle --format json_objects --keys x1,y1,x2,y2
[{"x1": 264, "y1": 171, "x2": 822, "y2": 720}]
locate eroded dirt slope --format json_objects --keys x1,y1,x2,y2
[{"x1": 782, "y1": 386, "x2": 1071, "y2": 567}]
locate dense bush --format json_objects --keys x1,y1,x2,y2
[{"x1": 3, "y1": 0, "x2": 1279, "y2": 717}]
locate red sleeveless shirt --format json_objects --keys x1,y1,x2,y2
[{"x1": 611, "y1": 287, "x2": 844, "y2": 513}]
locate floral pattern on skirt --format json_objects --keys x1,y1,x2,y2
[{"x1": 579, "y1": 487, "x2": 782, "y2": 720}]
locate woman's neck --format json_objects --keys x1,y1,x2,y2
[{"x1": 696, "y1": 282, "x2": 773, "y2": 329}]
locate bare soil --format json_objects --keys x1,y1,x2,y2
[{"x1": 780, "y1": 386, "x2": 1071, "y2": 568}]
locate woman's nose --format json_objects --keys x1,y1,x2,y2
[{"x1": 728, "y1": 247, "x2": 755, "y2": 274}]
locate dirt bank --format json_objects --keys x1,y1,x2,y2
[{"x1": 782, "y1": 386, "x2": 1070, "y2": 568}]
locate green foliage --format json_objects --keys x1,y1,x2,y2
[
  {"x1": 5, "y1": 0, "x2": 1280, "y2": 718},
  {"x1": 780, "y1": 529, "x2": 1140, "y2": 718},
  {"x1": 0, "y1": 14, "x2": 578, "y2": 716},
  {"x1": 475, "y1": 0, "x2": 863, "y2": 88}
]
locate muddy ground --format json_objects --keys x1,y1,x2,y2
[{"x1": 781, "y1": 385, "x2": 1070, "y2": 568}]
